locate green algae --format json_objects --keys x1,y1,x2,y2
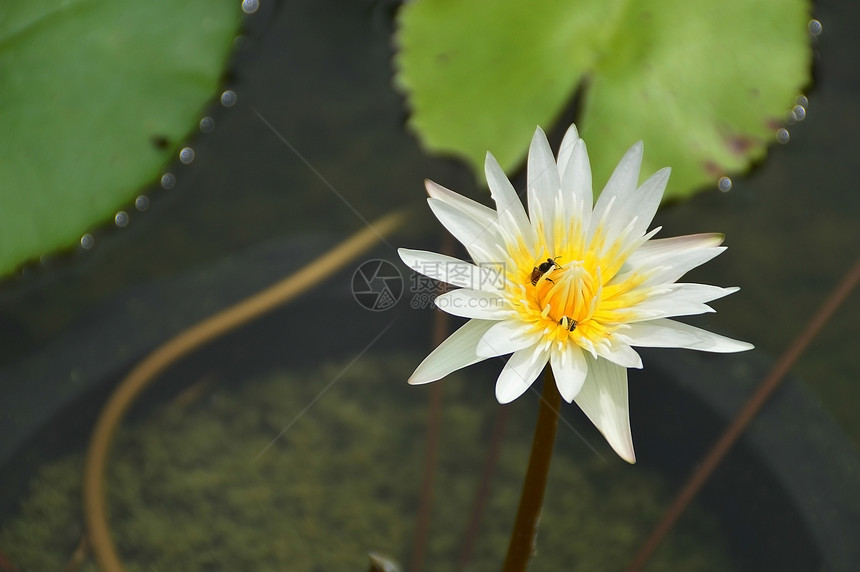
[{"x1": 1, "y1": 354, "x2": 734, "y2": 570}]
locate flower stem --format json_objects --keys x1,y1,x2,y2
[{"x1": 502, "y1": 368, "x2": 562, "y2": 572}]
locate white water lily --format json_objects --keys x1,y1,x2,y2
[{"x1": 399, "y1": 125, "x2": 753, "y2": 463}]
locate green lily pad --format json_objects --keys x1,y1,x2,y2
[
  {"x1": 0, "y1": 1, "x2": 241, "y2": 276},
  {"x1": 394, "y1": 0, "x2": 811, "y2": 200}
]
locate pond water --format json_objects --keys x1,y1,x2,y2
[{"x1": 1, "y1": 0, "x2": 858, "y2": 570}]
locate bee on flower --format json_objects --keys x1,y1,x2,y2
[{"x1": 399, "y1": 124, "x2": 753, "y2": 463}]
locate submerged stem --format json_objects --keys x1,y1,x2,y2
[{"x1": 502, "y1": 368, "x2": 562, "y2": 572}]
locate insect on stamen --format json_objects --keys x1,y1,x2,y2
[{"x1": 529, "y1": 257, "x2": 563, "y2": 286}]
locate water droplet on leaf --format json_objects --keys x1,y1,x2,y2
[
  {"x1": 792, "y1": 105, "x2": 806, "y2": 121},
  {"x1": 161, "y1": 173, "x2": 176, "y2": 189},
  {"x1": 221, "y1": 90, "x2": 237, "y2": 107},
  {"x1": 808, "y1": 19, "x2": 822, "y2": 37},
  {"x1": 179, "y1": 147, "x2": 195, "y2": 164},
  {"x1": 199, "y1": 117, "x2": 215, "y2": 133}
]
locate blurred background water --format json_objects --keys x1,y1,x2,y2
[{"x1": 0, "y1": 0, "x2": 858, "y2": 570}]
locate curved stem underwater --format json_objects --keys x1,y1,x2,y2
[
  {"x1": 502, "y1": 368, "x2": 562, "y2": 572},
  {"x1": 81, "y1": 210, "x2": 407, "y2": 572}
]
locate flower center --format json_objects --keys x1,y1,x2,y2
[{"x1": 533, "y1": 261, "x2": 601, "y2": 331}]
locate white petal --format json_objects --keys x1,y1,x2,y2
[
  {"x1": 550, "y1": 343, "x2": 588, "y2": 402},
  {"x1": 593, "y1": 172, "x2": 668, "y2": 261},
  {"x1": 574, "y1": 357, "x2": 636, "y2": 463},
  {"x1": 427, "y1": 198, "x2": 500, "y2": 263},
  {"x1": 624, "y1": 300, "x2": 714, "y2": 321},
  {"x1": 622, "y1": 284, "x2": 739, "y2": 320},
  {"x1": 556, "y1": 124, "x2": 580, "y2": 180},
  {"x1": 397, "y1": 249, "x2": 505, "y2": 292},
  {"x1": 527, "y1": 127, "x2": 560, "y2": 246},
  {"x1": 409, "y1": 319, "x2": 495, "y2": 384},
  {"x1": 625, "y1": 283, "x2": 739, "y2": 322},
  {"x1": 623, "y1": 167, "x2": 670, "y2": 238},
  {"x1": 435, "y1": 289, "x2": 510, "y2": 320},
  {"x1": 629, "y1": 249, "x2": 728, "y2": 288},
  {"x1": 485, "y1": 152, "x2": 533, "y2": 246},
  {"x1": 661, "y1": 283, "x2": 738, "y2": 304},
  {"x1": 425, "y1": 179, "x2": 496, "y2": 225},
  {"x1": 477, "y1": 319, "x2": 541, "y2": 358},
  {"x1": 623, "y1": 234, "x2": 726, "y2": 286},
  {"x1": 559, "y1": 139, "x2": 593, "y2": 230},
  {"x1": 595, "y1": 338, "x2": 643, "y2": 369},
  {"x1": 495, "y1": 344, "x2": 550, "y2": 404},
  {"x1": 618, "y1": 318, "x2": 755, "y2": 353},
  {"x1": 633, "y1": 233, "x2": 724, "y2": 261},
  {"x1": 588, "y1": 142, "x2": 643, "y2": 240}
]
